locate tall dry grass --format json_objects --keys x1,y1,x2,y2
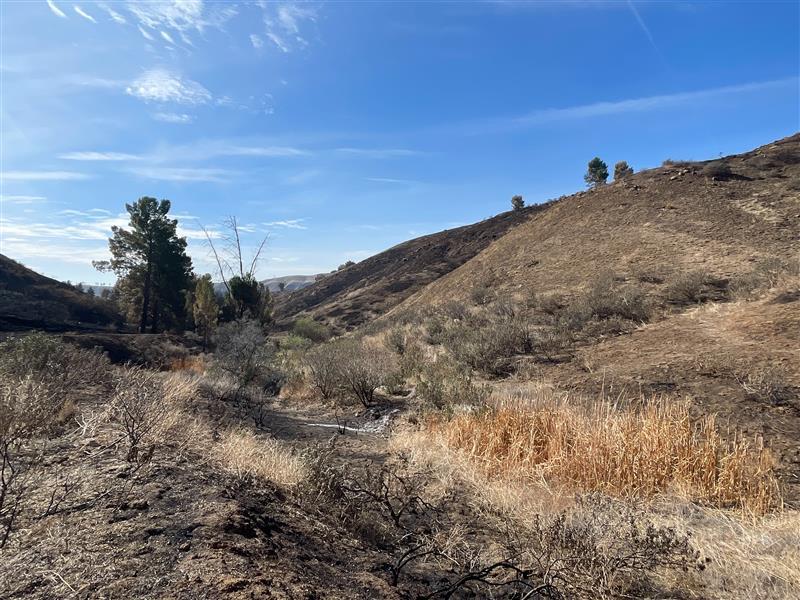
[
  {"x1": 425, "y1": 385, "x2": 780, "y2": 514},
  {"x1": 158, "y1": 372, "x2": 306, "y2": 488}
]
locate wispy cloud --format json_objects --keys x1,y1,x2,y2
[
  {"x1": 1, "y1": 214, "x2": 127, "y2": 241},
  {"x1": 1, "y1": 171, "x2": 92, "y2": 181},
  {"x1": 126, "y1": 68, "x2": 212, "y2": 105},
  {"x1": 126, "y1": 166, "x2": 234, "y2": 183},
  {"x1": 250, "y1": 34, "x2": 264, "y2": 49},
  {"x1": 152, "y1": 112, "x2": 193, "y2": 124},
  {"x1": 626, "y1": 1, "x2": 662, "y2": 60},
  {"x1": 261, "y1": 2, "x2": 318, "y2": 53},
  {"x1": 46, "y1": 0, "x2": 67, "y2": 19},
  {"x1": 100, "y1": 3, "x2": 126, "y2": 24},
  {"x1": 336, "y1": 148, "x2": 422, "y2": 158},
  {"x1": 451, "y1": 77, "x2": 799, "y2": 135},
  {"x1": 59, "y1": 151, "x2": 141, "y2": 161},
  {"x1": 263, "y1": 219, "x2": 308, "y2": 230},
  {"x1": 138, "y1": 26, "x2": 155, "y2": 41},
  {"x1": 73, "y1": 5, "x2": 97, "y2": 23},
  {"x1": 365, "y1": 177, "x2": 416, "y2": 184},
  {"x1": 0, "y1": 195, "x2": 48, "y2": 204},
  {"x1": 160, "y1": 30, "x2": 176, "y2": 45}
]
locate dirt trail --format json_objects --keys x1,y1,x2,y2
[{"x1": 261, "y1": 399, "x2": 397, "y2": 466}]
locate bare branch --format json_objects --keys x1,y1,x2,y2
[
  {"x1": 201, "y1": 225, "x2": 231, "y2": 297},
  {"x1": 249, "y1": 234, "x2": 269, "y2": 277}
]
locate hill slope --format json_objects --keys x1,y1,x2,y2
[
  {"x1": 273, "y1": 207, "x2": 541, "y2": 330},
  {"x1": 396, "y1": 133, "x2": 800, "y2": 313},
  {"x1": 0, "y1": 254, "x2": 120, "y2": 331}
]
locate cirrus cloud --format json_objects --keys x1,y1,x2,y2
[{"x1": 126, "y1": 68, "x2": 212, "y2": 105}]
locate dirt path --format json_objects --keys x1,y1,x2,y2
[{"x1": 261, "y1": 398, "x2": 398, "y2": 466}]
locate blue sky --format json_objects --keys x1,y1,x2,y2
[{"x1": 0, "y1": 0, "x2": 798, "y2": 284}]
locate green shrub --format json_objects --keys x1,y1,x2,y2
[
  {"x1": 292, "y1": 317, "x2": 331, "y2": 343},
  {"x1": 417, "y1": 357, "x2": 489, "y2": 411}
]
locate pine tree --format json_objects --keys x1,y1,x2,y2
[
  {"x1": 584, "y1": 157, "x2": 609, "y2": 188},
  {"x1": 94, "y1": 197, "x2": 193, "y2": 333},
  {"x1": 511, "y1": 195, "x2": 525, "y2": 211}
]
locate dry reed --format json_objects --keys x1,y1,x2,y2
[{"x1": 426, "y1": 387, "x2": 780, "y2": 513}]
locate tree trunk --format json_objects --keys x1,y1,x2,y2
[
  {"x1": 150, "y1": 296, "x2": 159, "y2": 334},
  {"x1": 139, "y1": 237, "x2": 154, "y2": 333}
]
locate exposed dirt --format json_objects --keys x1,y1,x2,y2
[{"x1": 1, "y1": 393, "x2": 404, "y2": 599}]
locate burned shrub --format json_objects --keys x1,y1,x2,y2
[
  {"x1": 213, "y1": 319, "x2": 277, "y2": 396},
  {"x1": 664, "y1": 271, "x2": 725, "y2": 305},
  {"x1": 423, "y1": 495, "x2": 701, "y2": 599}
]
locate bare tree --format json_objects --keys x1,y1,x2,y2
[{"x1": 202, "y1": 217, "x2": 272, "y2": 323}]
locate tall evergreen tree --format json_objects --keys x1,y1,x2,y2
[
  {"x1": 584, "y1": 157, "x2": 609, "y2": 188},
  {"x1": 94, "y1": 197, "x2": 193, "y2": 333}
]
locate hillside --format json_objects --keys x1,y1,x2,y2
[
  {"x1": 0, "y1": 254, "x2": 121, "y2": 331},
  {"x1": 273, "y1": 206, "x2": 541, "y2": 330},
  {"x1": 397, "y1": 134, "x2": 799, "y2": 312},
  {"x1": 382, "y1": 132, "x2": 800, "y2": 497}
]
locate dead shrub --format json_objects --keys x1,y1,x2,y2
[
  {"x1": 535, "y1": 293, "x2": 565, "y2": 316},
  {"x1": 0, "y1": 333, "x2": 110, "y2": 392},
  {"x1": 702, "y1": 161, "x2": 734, "y2": 179},
  {"x1": 736, "y1": 366, "x2": 793, "y2": 406},
  {"x1": 470, "y1": 283, "x2": 494, "y2": 306},
  {"x1": 560, "y1": 274, "x2": 650, "y2": 332},
  {"x1": 304, "y1": 344, "x2": 342, "y2": 400},
  {"x1": 330, "y1": 338, "x2": 397, "y2": 406},
  {"x1": 444, "y1": 318, "x2": 532, "y2": 377},
  {"x1": 0, "y1": 376, "x2": 65, "y2": 547},
  {"x1": 422, "y1": 495, "x2": 701, "y2": 599},
  {"x1": 664, "y1": 271, "x2": 724, "y2": 305},
  {"x1": 213, "y1": 319, "x2": 278, "y2": 398},
  {"x1": 427, "y1": 392, "x2": 780, "y2": 514},
  {"x1": 107, "y1": 368, "x2": 178, "y2": 464},
  {"x1": 532, "y1": 325, "x2": 574, "y2": 360},
  {"x1": 212, "y1": 428, "x2": 306, "y2": 487},
  {"x1": 384, "y1": 326, "x2": 408, "y2": 356},
  {"x1": 423, "y1": 316, "x2": 448, "y2": 346}
]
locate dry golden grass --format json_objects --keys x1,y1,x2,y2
[
  {"x1": 211, "y1": 428, "x2": 307, "y2": 487},
  {"x1": 168, "y1": 354, "x2": 208, "y2": 374},
  {"x1": 424, "y1": 384, "x2": 780, "y2": 514},
  {"x1": 664, "y1": 502, "x2": 800, "y2": 599},
  {"x1": 392, "y1": 409, "x2": 800, "y2": 600},
  {"x1": 160, "y1": 372, "x2": 307, "y2": 488}
]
